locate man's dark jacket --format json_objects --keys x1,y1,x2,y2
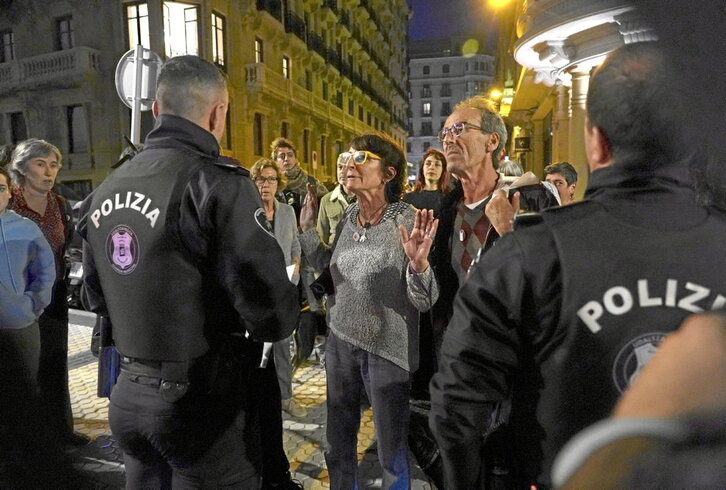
[
  {"x1": 78, "y1": 115, "x2": 298, "y2": 365},
  {"x1": 426, "y1": 178, "x2": 559, "y2": 368},
  {"x1": 429, "y1": 163, "x2": 726, "y2": 488}
]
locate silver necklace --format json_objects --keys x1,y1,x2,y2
[{"x1": 353, "y1": 203, "x2": 387, "y2": 243}]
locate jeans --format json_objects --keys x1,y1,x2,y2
[
  {"x1": 273, "y1": 335, "x2": 293, "y2": 399},
  {"x1": 325, "y1": 333, "x2": 411, "y2": 490},
  {"x1": 110, "y1": 371, "x2": 259, "y2": 489}
]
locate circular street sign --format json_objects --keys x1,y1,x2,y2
[{"x1": 115, "y1": 47, "x2": 163, "y2": 111}]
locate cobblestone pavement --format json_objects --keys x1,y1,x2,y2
[{"x1": 67, "y1": 310, "x2": 435, "y2": 489}]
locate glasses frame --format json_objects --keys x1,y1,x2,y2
[
  {"x1": 337, "y1": 150, "x2": 383, "y2": 166},
  {"x1": 254, "y1": 176, "x2": 279, "y2": 184},
  {"x1": 438, "y1": 122, "x2": 485, "y2": 142}
]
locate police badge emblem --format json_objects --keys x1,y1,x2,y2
[
  {"x1": 612, "y1": 332, "x2": 667, "y2": 393},
  {"x1": 106, "y1": 224, "x2": 139, "y2": 275}
]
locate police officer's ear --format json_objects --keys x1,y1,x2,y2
[
  {"x1": 584, "y1": 115, "x2": 612, "y2": 171},
  {"x1": 209, "y1": 100, "x2": 228, "y2": 144},
  {"x1": 152, "y1": 100, "x2": 160, "y2": 119}
]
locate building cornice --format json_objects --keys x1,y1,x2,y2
[{"x1": 513, "y1": 0, "x2": 654, "y2": 86}]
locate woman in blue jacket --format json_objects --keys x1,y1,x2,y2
[{"x1": 0, "y1": 164, "x2": 55, "y2": 454}]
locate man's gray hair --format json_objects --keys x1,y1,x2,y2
[
  {"x1": 9, "y1": 138, "x2": 62, "y2": 185},
  {"x1": 454, "y1": 95, "x2": 508, "y2": 163},
  {"x1": 156, "y1": 55, "x2": 228, "y2": 121}
]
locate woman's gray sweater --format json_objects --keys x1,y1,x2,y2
[{"x1": 299, "y1": 201, "x2": 438, "y2": 371}]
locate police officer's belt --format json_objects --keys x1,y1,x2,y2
[{"x1": 120, "y1": 356, "x2": 191, "y2": 402}]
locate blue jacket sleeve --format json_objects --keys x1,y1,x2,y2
[{"x1": 27, "y1": 230, "x2": 56, "y2": 317}]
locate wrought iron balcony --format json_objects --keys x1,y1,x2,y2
[
  {"x1": 0, "y1": 46, "x2": 102, "y2": 94},
  {"x1": 284, "y1": 12, "x2": 306, "y2": 41},
  {"x1": 306, "y1": 33, "x2": 326, "y2": 59},
  {"x1": 257, "y1": 0, "x2": 283, "y2": 22},
  {"x1": 325, "y1": 48, "x2": 341, "y2": 70}
]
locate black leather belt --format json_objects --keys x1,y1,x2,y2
[
  {"x1": 120, "y1": 370, "x2": 162, "y2": 386},
  {"x1": 119, "y1": 356, "x2": 191, "y2": 401},
  {"x1": 120, "y1": 357, "x2": 163, "y2": 383}
]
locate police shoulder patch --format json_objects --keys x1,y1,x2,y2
[{"x1": 612, "y1": 331, "x2": 667, "y2": 393}]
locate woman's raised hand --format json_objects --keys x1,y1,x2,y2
[
  {"x1": 399, "y1": 208, "x2": 439, "y2": 273},
  {"x1": 299, "y1": 183, "x2": 318, "y2": 232}
]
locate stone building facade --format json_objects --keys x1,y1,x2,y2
[{"x1": 0, "y1": 0, "x2": 409, "y2": 194}]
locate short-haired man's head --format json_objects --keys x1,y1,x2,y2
[
  {"x1": 453, "y1": 95, "x2": 508, "y2": 162},
  {"x1": 544, "y1": 162, "x2": 578, "y2": 185},
  {"x1": 156, "y1": 55, "x2": 228, "y2": 121},
  {"x1": 270, "y1": 137, "x2": 297, "y2": 160},
  {"x1": 349, "y1": 132, "x2": 407, "y2": 203},
  {"x1": 250, "y1": 158, "x2": 287, "y2": 188},
  {"x1": 9, "y1": 138, "x2": 62, "y2": 185},
  {"x1": 415, "y1": 148, "x2": 449, "y2": 193},
  {"x1": 587, "y1": 42, "x2": 680, "y2": 169}
]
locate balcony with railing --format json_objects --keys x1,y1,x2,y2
[
  {"x1": 0, "y1": 46, "x2": 102, "y2": 93},
  {"x1": 257, "y1": 0, "x2": 283, "y2": 22},
  {"x1": 245, "y1": 62, "x2": 292, "y2": 101},
  {"x1": 306, "y1": 33, "x2": 326, "y2": 60},
  {"x1": 284, "y1": 12, "x2": 306, "y2": 41},
  {"x1": 325, "y1": 48, "x2": 341, "y2": 71}
]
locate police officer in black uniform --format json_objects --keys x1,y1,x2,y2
[
  {"x1": 78, "y1": 55, "x2": 298, "y2": 488},
  {"x1": 429, "y1": 41, "x2": 726, "y2": 489}
]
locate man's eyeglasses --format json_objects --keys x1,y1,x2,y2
[
  {"x1": 254, "y1": 176, "x2": 279, "y2": 184},
  {"x1": 337, "y1": 150, "x2": 383, "y2": 166},
  {"x1": 438, "y1": 122, "x2": 484, "y2": 142},
  {"x1": 275, "y1": 151, "x2": 295, "y2": 161}
]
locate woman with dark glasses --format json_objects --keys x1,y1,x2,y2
[{"x1": 299, "y1": 133, "x2": 439, "y2": 489}]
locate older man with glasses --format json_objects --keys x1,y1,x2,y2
[
  {"x1": 421, "y1": 96, "x2": 512, "y2": 368},
  {"x1": 407, "y1": 95, "x2": 560, "y2": 486}
]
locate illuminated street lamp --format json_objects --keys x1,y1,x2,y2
[{"x1": 487, "y1": 0, "x2": 511, "y2": 9}]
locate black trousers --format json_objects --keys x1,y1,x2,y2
[
  {"x1": 254, "y1": 356, "x2": 293, "y2": 486},
  {"x1": 0, "y1": 322, "x2": 79, "y2": 486},
  {"x1": 37, "y1": 310, "x2": 74, "y2": 439},
  {"x1": 110, "y1": 370, "x2": 260, "y2": 489}
]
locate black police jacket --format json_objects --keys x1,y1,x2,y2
[
  {"x1": 78, "y1": 114, "x2": 298, "y2": 362},
  {"x1": 429, "y1": 163, "x2": 726, "y2": 488}
]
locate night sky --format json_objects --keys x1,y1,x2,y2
[{"x1": 408, "y1": 0, "x2": 497, "y2": 45}]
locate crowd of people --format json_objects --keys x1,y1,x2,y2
[{"x1": 1, "y1": 21, "x2": 725, "y2": 490}]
